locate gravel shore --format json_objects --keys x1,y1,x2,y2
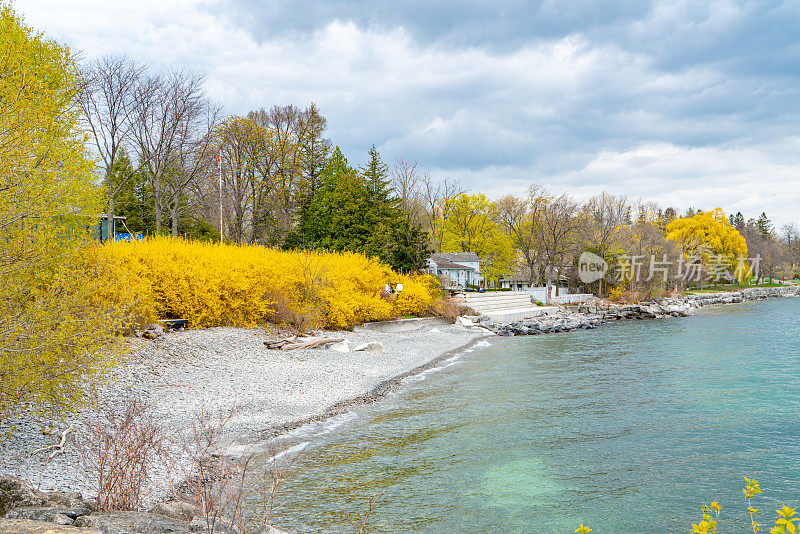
[{"x1": 0, "y1": 322, "x2": 486, "y2": 497}]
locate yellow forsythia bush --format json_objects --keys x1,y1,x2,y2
[
  {"x1": 96, "y1": 237, "x2": 440, "y2": 330},
  {"x1": 392, "y1": 273, "x2": 440, "y2": 316}
]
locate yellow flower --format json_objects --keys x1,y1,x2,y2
[{"x1": 710, "y1": 499, "x2": 722, "y2": 516}]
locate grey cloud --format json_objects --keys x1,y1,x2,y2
[{"x1": 15, "y1": 0, "x2": 800, "y2": 224}]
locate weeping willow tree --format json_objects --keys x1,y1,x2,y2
[{"x1": 0, "y1": 4, "x2": 130, "y2": 420}]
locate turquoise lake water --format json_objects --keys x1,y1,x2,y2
[{"x1": 265, "y1": 298, "x2": 800, "y2": 533}]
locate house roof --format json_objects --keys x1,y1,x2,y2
[
  {"x1": 434, "y1": 252, "x2": 479, "y2": 262},
  {"x1": 429, "y1": 255, "x2": 475, "y2": 270}
]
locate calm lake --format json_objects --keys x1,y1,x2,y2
[{"x1": 264, "y1": 298, "x2": 800, "y2": 533}]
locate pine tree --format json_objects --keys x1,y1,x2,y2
[
  {"x1": 110, "y1": 149, "x2": 152, "y2": 234},
  {"x1": 360, "y1": 144, "x2": 391, "y2": 196},
  {"x1": 733, "y1": 212, "x2": 745, "y2": 231},
  {"x1": 290, "y1": 146, "x2": 430, "y2": 271},
  {"x1": 756, "y1": 212, "x2": 773, "y2": 238}
]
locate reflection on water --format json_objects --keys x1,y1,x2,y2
[{"x1": 256, "y1": 299, "x2": 800, "y2": 533}]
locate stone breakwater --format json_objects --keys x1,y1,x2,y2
[{"x1": 485, "y1": 286, "x2": 800, "y2": 336}]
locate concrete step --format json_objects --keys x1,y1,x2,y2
[
  {"x1": 482, "y1": 306, "x2": 560, "y2": 322},
  {"x1": 466, "y1": 303, "x2": 538, "y2": 312},
  {"x1": 459, "y1": 296, "x2": 533, "y2": 305},
  {"x1": 453, "y1": 291, "x2": 540, "y2": 315}
]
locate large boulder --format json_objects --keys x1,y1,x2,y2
[
  {"x1": 6, "y1": 508, "x2": 75, "y2": 525},
  {"x1": 74, "y1": 511, "x2": 191, "y2": 533},
  {"x1": 250, "y1": 527, "x2": 290, "y2": 534},
  {"x1": 0, "y1": 477, "x2": 92, "y2": 520},
  {"x1": 149, "y1": 501, "x2": 200, "y2": 523},
  {"x1": 0, "y1": 518, "x2": 101, "y2": 533},
  {"x1": 0, "y1": 476, "x2": 48, "y2": 517},
  {"x1": 188, "y1": 517, "x2": 239, "y2": 533}
]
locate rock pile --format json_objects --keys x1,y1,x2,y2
[
  {"x1": 479, "y1": 285, "x2": 799, "y2": 337},
  {"x1": 584, "y1": 299, "x2": 694, "y2": 321},
  {"x1": 485, "y1": 310, "x2": 602, "y2": 336},
  {"x1": 0, "y1": 476, "x2": 289, "y2": 534},
  {"x1": 689, "y1": 286, "x2": 800, "y2": 307},
  {"x1": 1, "y1": 476, "x2": 93, "y2": 528}
]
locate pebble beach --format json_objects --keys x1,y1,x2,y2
[{"x1": 0, "y1": 322, "x2": 486, "y2": 498}]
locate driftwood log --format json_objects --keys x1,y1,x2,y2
[
  {"x1": 31, "y1": 425, "x2": 74, "y2": 459},
  {"x1": 264, "y1": 336, "x2": 345, "y2": 351}
]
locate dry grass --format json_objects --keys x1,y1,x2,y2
[{"x1": 426, "y1": 298, "x2": 477, "y2": 323}]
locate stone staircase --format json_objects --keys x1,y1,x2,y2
[{"x1": 452, "y1": 291, "x2": 558, "y2": 322}]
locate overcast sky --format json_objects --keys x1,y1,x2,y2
[{"x1": 16, "y1": 0, "x2": 800, "y2": 226}]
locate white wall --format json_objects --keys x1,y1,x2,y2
[{"x1": 527, "y1": 286, "x2": 569, "y2": 302}]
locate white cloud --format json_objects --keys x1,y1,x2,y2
[
  {"x1": 553, "y1": 141, "x2": 800, "y2": 226},
  {"x1": 13, "y1": 0, "x2": 800, "y2": 225}
]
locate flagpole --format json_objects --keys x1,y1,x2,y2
[{"x1": 218, "y1": 149, "x2": 223, "y2": 245}]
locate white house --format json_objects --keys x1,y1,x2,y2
[{"x1": 426, "y1": 252, "x2": 482, "y2": 288}]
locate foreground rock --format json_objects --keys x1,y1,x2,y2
[
  {"x1": 1, "y1": 476, "x2": 292, "y2": 534},
  {"x1": 73, "y1": 511, "x2": 191, "y2": 533},
  {"x1": 0, "y1": 519, "x2": 101, "y2": 533},
  {"x1": 0, "y1": 476, "x2": 92, "y2": 521},
  {"x1": 148, "y1": 501, "x2": 200, "y2": 523}
]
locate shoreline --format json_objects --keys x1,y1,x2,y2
[
  {"x1": 1, "y1": 287, "x2": 798, "y2": 532},
  {"x1": 252, "y1": 334, "x2": 489, "y2": 444},
  {"x1": 483, "y1": 285, "x2": 800, "y2": 336},
  {"x1": 3, "y1": 286, "x2": 798, "y2": 492},
  {"x1": 261, "y1": 286, "x2": 800, "y2": 439},
  {"x1": 0, "y1": 323, "x2": 488, "y2": 499}
]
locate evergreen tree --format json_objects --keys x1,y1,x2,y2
[
  {"x1": 733, "y1": 211, "x2": 745, "y2": 231},
  {"x1": 295, "y1": 102, "x2": 331, "y2": 224},
  {"x1": 756, "y1": 212, "x2": 773, "y2": 238},
  {"x1": 360, "y1": 144, "x2": 391, "y2": 196},
  {"x1": 294, "y1": 147, "x2": 370, "y2": 252},
  {"x1": 290, "y1": 146, "x2": 430, "y2": 272},
  {"x1": 110, "y1": 149, "x2": 152, "y2": 234}
]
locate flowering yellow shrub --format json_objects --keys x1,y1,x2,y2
[
  {"x1": 392, "y1": 274, "x2": 440, "y2": 316},
  {"x1": 96, "y1": 237, "x2": 440, "y2": 330}
]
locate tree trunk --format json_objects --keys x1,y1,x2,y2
[
  {"x1": 106, "y1": 194, "x2": 115, "y2": 242},
  {"x1": 545, "y1": 264, "x2": 553, "y2": 304},
  {"x1": 153, "y1": 173, "x2": 162, "y2": 233},
  {"x1": 171, "y1": 202, "x2": 179, "y2": 237},
  {"x1": 154, "y1": 199, "x2": 162, "y2": 234}
]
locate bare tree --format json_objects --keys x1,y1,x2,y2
[
  {"x1": 164, "y1": 102, "x2": 222, "y2": 236},
  {"x1": 391, "y1": 158, "x2": 421, "y2": 222},
  {"x1": 583, "y1": 192, "x2": 629, "y2": 296},
  {"x1": 79, "y1": 56, "x2": 145, "y2": 239},
  {"x1": 246, "y1": 104, "x2": 330, "y2": 245},
  {"x1": 533, "y1": 188, "x2": 582, "y2": 303},
  {"x1": 131, "y1": 70, "x2": 208, "y2": 233},
  {"x1": 495, "y1": 193, "x2": 539, "y2": 285},
  {"x1": 216, "y1": 117, "x2": 257, "y2": 244},
  {"x1": 420, "y1": 174, "x2": 464, "y2": 251}
]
